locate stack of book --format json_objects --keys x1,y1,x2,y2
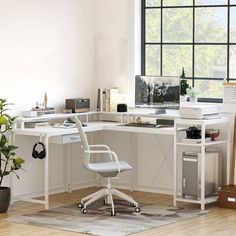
[
  {"x1": 31, "y1": 107, "x2": 55, "y2": 116},
  {"x1": 24, "y1": 121, "x2": 49, "y2": 128}
]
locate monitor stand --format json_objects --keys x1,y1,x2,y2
[{"x1": 155, "y1": 108, "x2": 166, "y2": 114}]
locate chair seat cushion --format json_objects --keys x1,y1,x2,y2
[{"x1": 89, "y1": 161, "x2": 132, "y2": 173}]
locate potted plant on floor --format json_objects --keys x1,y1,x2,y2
[
  {"x1": 0, "y1": 99, "x2": 25, "y2": 213},
  {"x1": 180, "y1": 68, "x2": 189, "y2": 102}
]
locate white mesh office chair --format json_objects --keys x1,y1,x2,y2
[{"x1": 74, "y1": 117, "x2": 140, "y2": 216}]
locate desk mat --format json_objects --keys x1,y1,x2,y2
[{"x1": 5, "y1": 200, "x2": 207, "y2": 236}]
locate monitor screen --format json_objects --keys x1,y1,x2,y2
[{"x1": 135, "y1": 75, "x2": 180, "y2": 111}]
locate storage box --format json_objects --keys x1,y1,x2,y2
[
  {"x1": 179, "y1": 105, "x2": 220, "y2": 119},
  {"x1": 218, "y1": 185, "x2": 236, "y2": 208}
]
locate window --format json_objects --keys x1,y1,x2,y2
[{"x1": 142, "y1": 0, "x2": 236, "y2": 102}]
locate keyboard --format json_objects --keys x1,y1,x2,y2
[
  {"x1": 52, "y1": 123, "x2": 77, "y2": 129},
  {"x1": 123, "y1": 123, "x2": 156, "y2": 128},
  {"x1": 123, "y1": 122, "x2": 174, "y2": 128}
]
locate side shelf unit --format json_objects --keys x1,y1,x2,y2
[{"x1": 173, "y1": 117, "x2": 230, "y2": 211}]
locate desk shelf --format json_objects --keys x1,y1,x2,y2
[
  {"x1": 173, "y1": 117, "x2": 230, "y2": 211},
  {"x1": 176, "y1": 195, "x2": 218, "y2": 205},
  {"x1": 176, "y1": 140, "x2": 228, "y2": 147}
]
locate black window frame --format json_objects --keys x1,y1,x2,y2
[{"x1": 141, "y1": 0, "x2": 236, "y2": 103}]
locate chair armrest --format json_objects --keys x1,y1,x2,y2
[
  {"x1": 89, "y1": 145, "x2": 113, "y2": 161},
  {"x1": 89, "y1": 144, "x2": 111, "y2": 150},
  {"x1": 85, "y1": 150, "x2": 120, "y2": 172}
]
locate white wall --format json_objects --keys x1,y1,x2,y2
[
  {"x1": 0, "y1": 0, "x2": 98, "y2": 195},
  {"x1": 7, "y1": 0, "x2": 147, "y2": 199},
  {"x1": 0, "y1": 0, "x2": 96, "y2": 113},
  {"x1": 94, "y1": 0, "x2": 137, "y2": 105}
]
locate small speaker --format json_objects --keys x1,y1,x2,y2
[{"x1": 117, "y1": 103, "x2": 127, "y2": 112}]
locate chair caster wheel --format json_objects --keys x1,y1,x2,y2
[
  {"x1": 111, "y1": 210, "x2": 116, "y2": 216},
  {"x1": 81, "y1": 208, "x2": 87, "y2": 214},
  {"x1": 78, "y1": 203, "x2": 84, "y2": 208},
  {"x1": 135, "y1": 207, "x2": 141, "y2": 213}
]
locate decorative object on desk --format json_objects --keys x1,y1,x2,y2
[
  {"x1": 5, "y1": 200, "x2": 206, "y2": 236},
  {"x1": 136, "y1": 116, "x2": 142, "y2": 123},
  {"x1": 0, "y1": 99, "x2": 25, "y2": 213},
  {"x1": 180, "y1": 67, "x2": 190, "y2": 102},
  {"x1": 97, "y1": 88, "x2": 102, "y2": 111},
  {"x1": 205, "y1": 129, "x2": 220, "y2": 141},
  {"x1": 44, "y1": 92, "x2": 48, "y2": 108},
  {"x1": 187, "y1": 87, "x2": 198, "y2": 103},
  {"x1": 32, "y1": 142, "x2": 46, "y2": 159},
  {"x1": 117, "y1": 103, "x2": 127, "y2": 112},
  {"x1": 62, "y1": 109, "x2": 72, "y2": 114},
  {"x1": 186, "y1": 126, "x2": 201, "y2": 139}
]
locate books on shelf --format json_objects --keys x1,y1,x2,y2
[
  {"x1": 182, "y1": 138, "x2": 211, "y2": 144},
  {"x1": 31, "y1": 107, "x2": 55, "y2": 116},
  {"x1": 24, "y1": 121, "x2": 49, "y2": 128}
]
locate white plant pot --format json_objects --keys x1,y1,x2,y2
[
  {"x1": 180, "y1": 95, "x2": 187, "y2": 102},
  {"x1": 189, "y1": 96, "x2": 198, "y2": 103}
]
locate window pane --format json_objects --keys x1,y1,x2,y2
[
  {"x1": 230, "y1": 7, "x2": 236, "y2": 43},
  {"x1": 231, "y1": 0, "x2": 236, "y2": 4},
  {"x1": 195, "y1": 45, "x2": 227, "y2": 78},
  {"x1": 195, "y1": 7, "x2": 227, "y2": 43},
  {"x1": 163, "y1": 0, "x2": 193, "y2": 6},
  {"x1": 229, "y1": 46, "x2": 236, "y2": 78},
  {"x1": 196, "y1": 0, "x2": 227, "y2": 5},
  {"x1": 195, "y1": 80, "x2": 224, "y2": 99},
  {"x1": 145, "y1": 45, "x2": 160, "y2": 75},
  {"x1": 163, "y1": 8, "x2": 193, "y2": 43},
  {"x1": 163, "y1": 45, "x2": 192, "y2": 76},
  {"x1": 146, "y1": 9, "x2": 160, "y2": 42},
  {"x1": 146, "y1": 0, "x2": 160, "y2": 7}
]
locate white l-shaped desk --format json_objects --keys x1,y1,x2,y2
[{"x1": 13, "y1": 111, "x2": 229, "y2": 210}]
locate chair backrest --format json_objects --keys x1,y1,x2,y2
[{"x1": 74, "y1": 117, "x2": 90, "y2": 169}]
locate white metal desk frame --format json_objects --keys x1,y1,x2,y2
[
  {"x1": 13, "y1": 112, "x2": 175, "y2": 210},
  {"x1": 173, "y1": 117, "x2": 230, "y2": 211},
  {"x1": 13, "y1": 112, "x2": 230, "y2": 210}
]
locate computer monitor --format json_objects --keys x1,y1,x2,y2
[{"x1": 135, "y1": 75, "x2": 180, "y2": 114}]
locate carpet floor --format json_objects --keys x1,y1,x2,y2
[{"x1": 5, "y1": 200, "x2": 207, "y2": 236}]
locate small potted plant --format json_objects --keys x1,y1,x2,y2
[
  {"x1": 180, "y1": 68, "x2": 189, "y2": 102},
  {"x1": 187, "y1": 87, "x2": 198, "y2": 103},
  {"x1": 0, "y1": 99, "x2": 25, "y2": 213}
]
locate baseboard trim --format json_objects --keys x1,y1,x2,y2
[{"x1": 11, "y1": 180, "x2": 97, "y2": 202}]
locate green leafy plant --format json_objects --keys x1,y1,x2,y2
[
  {"x1": 0, "y1": 99, "x2": 24, "y2": 186},
  {"x1": 180, "y1": 68, "x2": 190, "y2": 96},
  {"x1": 187, "y1": 87, "x2": 198, "y2": 98}
]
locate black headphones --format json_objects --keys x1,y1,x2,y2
[{"x1": 32, "y1": 142, "x2": 46, "y2": 159}]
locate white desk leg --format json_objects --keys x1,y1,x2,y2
[
  {"x1": 129, "y1": 133, "x2": 137, "y2": 192},
  {"x1": 201, "y1": 125, "x2": 206, "y2": 211},
  {"x1": 65, "y1": 143, "x2": 72, "y2": 193},
  {"x1": 44, "y1": 136, "x2": 49, "y2": 210},
  {"x1": 173, "y1": 123, "x2": 177, "y2": 207}
]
